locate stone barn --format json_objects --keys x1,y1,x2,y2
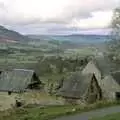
[
  {"x1": 0, "y1": 69, "x2": 43, "y2": 92},
  {"x1": 110, "y1": 71, "x2": 120, "y2": 100},
  {"x1": 82, "y1": 56, "x2": 111, "y2": 81},
  {"x1": 100, "y1": 74, "x2": 120, "y2": 100},
  {"x1": 57, "y1": 56, "x2": 120, "y2": 103},
  {"x1": 82, "y1": 57, "x2": 120, "y2": 101},
  {"x1": 57, "y1": 72, "x2": 102, "y2": 104}
]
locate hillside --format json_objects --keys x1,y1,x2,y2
[
  {"x1": 0, "y1": 26, "x2": 30, "y2": 42},
  {"x1": 27, "y1": 34, "x2": 110, "y2": 44}
]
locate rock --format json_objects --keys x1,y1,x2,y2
[
  {"x1": 15, "y1": 100, "x2": 23, "y2": 107},
  {"x1": 15, "y1": 97, "x2": 25, "y2": 108},
  {"x1": 72, "y1": 108, "x2": 76, "y2": 112}
]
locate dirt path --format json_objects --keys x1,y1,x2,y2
[{"x1": 54, "y1": 105, "x2": 120, "y2": 120}]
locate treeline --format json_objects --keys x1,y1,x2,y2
[
  {"x1": 105, "y1": 8, "x2": 120, "y2": 71},
  {"x1": 35, "y1": 56, "x2": 91, "y2": 76},
  {"x1": 107, "y1": 8, "x2": 120, "y2": 66}
]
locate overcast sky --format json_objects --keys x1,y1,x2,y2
[{"x1": 0, "y1": 0, "x2": 119, "y2": 35}]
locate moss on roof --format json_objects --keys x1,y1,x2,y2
[
  {"x1": 111, "y1": 71, "x2": 120, "y2": 85},
  {"x1": 0, "y1": 69, "x2": 40, "y2": 92},
  {"x1": 58, "y1": 72, "x2": 93, "y2": 99}
]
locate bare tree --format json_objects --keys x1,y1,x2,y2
[
  {"x1": 108, "y1": 8, "x2": 120, "y2": 52},
  {"x1": 106, "y1": 8, "x2": 120, "y2": 62}
]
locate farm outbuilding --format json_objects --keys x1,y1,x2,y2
[
  {"x1": 57, "y1": 72, "x2": 102, "y2": 104},
  {"x1": 0, "y1": 69, "x2": 43, "y2": 92},
  {"x1": 111, "y1": 71, "x2": 120, "y2": 85},
  {"x1": 82, "y1": 56, "x2": 120, "y2": 101},
  {"x1": 82, "y1": 56, "x2": 111, "y2": 80},
  {"x1": 57, "y1": 56, "x2": 120, "y2": 104},
  {"x1": 100, "y1": 75, "x2": 120, "y2": 100}
]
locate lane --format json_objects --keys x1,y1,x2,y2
[{"x1": 54, "y1": 106, "x2": 120, "y2": 120}]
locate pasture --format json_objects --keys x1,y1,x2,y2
[
  {"x1": 0, "y1": 91, "x2": 64, "y2": 111},
  {"x1": 0, "y1": 42, "x2": 96, "y2": 71}
]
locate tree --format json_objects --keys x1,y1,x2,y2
[
  {"x1": 105, "y1": 8, "x2": 120, "y2": 71},
  {"x1": 111, "y1": 8, "x2": 120, "y2": 39},
  {"x1": 107, "y1": 8, "x2": 120, "y2": 61},
  {"x1": 109, "y1": 9, "x2": 120, "y2": 50}
]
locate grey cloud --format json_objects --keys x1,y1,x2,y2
[
  {"x1": 0, "y1": 0, "x2": 119, "y2": 25},
  {"x1": 5, "y1": 23, "x2": 110, "y2": 35},
  {"x1": 0, "y1": 0, "x2": 119, "y2": 34}
]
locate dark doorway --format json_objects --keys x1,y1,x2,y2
[
  {"x1": 8, "y1": 91, "x2": 12, "y2": 95},
  {"x1": 116, "y1": 92, "x2": 120, "y2": 100}
]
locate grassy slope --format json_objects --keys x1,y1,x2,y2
[
  {"x1": 91, "y1": 112, "x2": 120, "y2": 120},
  {"x1": 0, "y1": 42, "x2": 95, "y2": 69},
  {"x1": 0, "y1": 101, "x2": 120, "y2": 120},
  {"x1": 0, "y1": 105, "x2": 81, "y2": 120},
  {"x1": 0, "y1": 92, "x2": 64, "y2": 111}
]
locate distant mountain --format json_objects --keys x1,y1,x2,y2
[
  {"x1": 27, "y1": 35, "x2": 53, "y2": 41},
  {"x1": 0, "y1": 25, "x2": 30, "y2": 42},
  {"x1": 27, "y1": 34, "x2": 110, "y2": 43}
]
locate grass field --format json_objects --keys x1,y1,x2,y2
[
  {"x1": 0, "y1": 105, "x2": 81, "y2": 120},
  {"x1": 0, "y1": 92, "x2": 64, "y2": 111},
  {"x1": 91, "y1": 112, "x2": 120, "y2": 120},
  {"x1": 0, "y1": 42, "x2": 96, "y2": 70},
  {"x1": 0, "y1": 101, "x2": 120, "y2": 120}
]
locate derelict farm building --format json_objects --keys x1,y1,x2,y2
[
  {"x1": 0, "y1": 69, "x2": 43, "y2": 92},
  {"x1": 82, "y1": 57, "x2": 120, "y2": 100},
  {"x1": 58, "y1": 72, "x2": 102, "y2": 104},
  {"x1": 57, "y1": 56, "x2": 120, "y2": 103}
]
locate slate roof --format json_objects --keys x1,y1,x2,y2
[
  {"x1": 82, "y1": 56, "x2": 112, "y2": 81},
  {"x1": 111, "y1": 71, "x2": 120, "y2": 85},
  {"x1": 0, "y1": 69, "x2": 39, "y2": 92},
  {"x1": 92, "y1": 56, "x2": 111, "y2": 76},
  {"x1": 101, "y1": 75, "x2": 120, "y2": 93},
  {"x1": 58, "y1": 72, "x2": 94, "y2": 99}
]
